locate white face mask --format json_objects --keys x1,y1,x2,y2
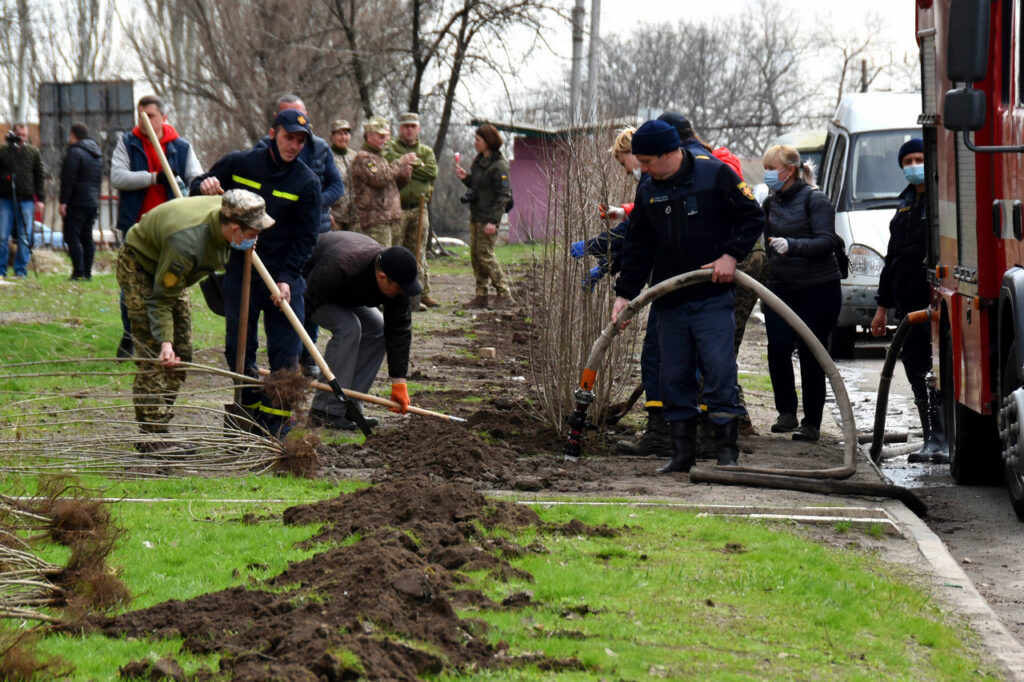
[{"x1": 632, "y1": 167, "x2": 642, "y2": 182}]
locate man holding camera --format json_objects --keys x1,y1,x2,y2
[
  {"x1": 0, "y1": 123, "x2": 45, "y2": 279},
  {"x1": 350, "y1": 116, "x2": 416, "y2": 248}
]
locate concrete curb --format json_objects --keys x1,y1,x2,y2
[{"x1": 885, "y1": 500, "x2": 1024, "y2": 681}]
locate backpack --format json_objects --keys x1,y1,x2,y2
[{"x1": 766, "y1": 188, "x2": 848, "y2": 279}]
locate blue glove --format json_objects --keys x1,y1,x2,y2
[
  {"x1": 570, "y1": 240, "x2": 585, "y2": 259},
  {"x1": 582, "y1": 266, "x2": 604, "y2": 292}
]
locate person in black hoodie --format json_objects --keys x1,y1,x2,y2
[
  {"x1": 59, "y1": 122, "x2": 103, "y2": 280},
  {"x1": 761, "y1": 144, "x2": 842, "y2": 443}
]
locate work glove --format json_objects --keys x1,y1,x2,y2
[
  {"x1": 769, "y1": 237, "x2": 789, "y2": 255},
  {"x1": 570, "y1": 240, "x2": 586, "y2": 259},
  {"x1": 582, "y1": 265, "x2": 604, "y2": 292},
  {"x1": 390, "y1": 382, "x2": 410, "y2": 414}
]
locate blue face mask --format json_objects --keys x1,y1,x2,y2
[
  {"x1": 903, "y1": 163, "x2": 925, "y2": 186},
  {"x1": 231, "y1": 237, "x2": 257, "y2": 251},
  {"x1": 763, "y1": 169, "x2": 784, "y2": 191},
  {"x1": 632, "y1": 167, "x2": 642, "y2": 182}
]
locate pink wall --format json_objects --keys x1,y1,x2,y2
[{"x1": 507, "y1": 137, "x2": 565, "y2": 244}]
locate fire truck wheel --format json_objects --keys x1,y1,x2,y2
[
  {"x1": 1000, "y1": 342, "x2": 1024, "y2": 521},
  {"x1": 942, "y1": 324, "x2": 1001, "y2": 485}
]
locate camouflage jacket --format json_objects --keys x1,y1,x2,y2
[
  {"x1": 124, "y1": 195, "x2": 230, "y2": 343},
  {"x1": 330, "y1": 145, "x2": 356, "y2": 226},
  {"x1": 383, "y1": 138, "x2": 437, "y2": 205},
  {"x1": 350, "y1": 144, "x2": 410, "y2": 228}
]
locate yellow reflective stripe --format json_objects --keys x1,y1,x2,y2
[
  {"x1": 241, "y1": 401, "x2": 261, "y2": 409},
  {"x1": 271, "y1": 189, "x2": 299, "y2": 201},
  {"x1": 644, "y1": 400, "x2": 663, "y2": 408},
  {"x1": 257, "y1": 403, "x2": 292, "y2": 417},
  {"x1": 232, "y1": 175, "x2": 261, "y2": 189}
]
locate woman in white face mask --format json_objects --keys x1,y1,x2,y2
[{"x1": 760, "y1": 144, "x2": 843, "y2": 443}]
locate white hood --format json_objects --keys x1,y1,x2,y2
[{"x1": 836, "y1": 207, "x2": 892, "y2": 256}]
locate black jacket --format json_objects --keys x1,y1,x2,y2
[
  {"x1": 615, "y1": 149, "x2": 764, "y2": 306},
  {"x1": 0, "y1": 141, "x2": 45, "y2": 200},
  {"x1": 59, "y1": 138, "x2": 103, "y2": 209},
  {"x1": 876, "y1": 184, "x2": 930, "y2": 313},
  {"x1": 191, "y1": 143, "x2": 321, "y2": 286},
  {"x1": 304, "y1": 231, "x2": 411, "y2": 378},
  {"x1": 762, "y1": 180, "x2": 841, "y2": 292}
]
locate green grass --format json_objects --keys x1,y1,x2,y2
[
  {"x1": 449, "y1": 504, "x2": 999, "y2": 680},
  {"x1": 738, "y1": 371, "x2": 774, "y2": 394}
]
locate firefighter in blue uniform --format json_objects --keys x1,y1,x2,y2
[
  {"x1": 870, "y1": 138, "x2": 948, "y2": 464},
  {"x1": 613, "y1": 119, "x2": 764, "y2": 474},
  {"x1": 191, "y1": 109, "x2": 322, "y2": 437}
]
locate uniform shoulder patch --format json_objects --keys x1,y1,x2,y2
[
  {"x1": 695, "y1": 154, "x2": 711, "y2": 160},
  {"x1": 737, "y1": 182, "x2": 755, "y2": 201},
  {"x1": 163, "y1": 271, "x2": 179, "y2": 288},
  {"x1": 367, "y1": 161, "x2": 377, "y2": 173}
]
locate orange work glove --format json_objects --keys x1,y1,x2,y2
[{"x1": 390, "y1": 382, "x2": 410, "y2": 414}]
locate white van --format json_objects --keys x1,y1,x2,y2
[{"x1": 818, "y1": 92, "x2": 921, "y2": 357}]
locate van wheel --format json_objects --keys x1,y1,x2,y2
[
  {"x1": 828, "y1": 325, "x2": 856, "y2": 359},
  {"x1": 999, "y1": 343, "x2": 1024, "y2": 520},
  {"x1": 942, "y1": 324, "x2": 1001, "y2": 484}
]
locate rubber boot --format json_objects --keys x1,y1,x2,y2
[
  {"x1": 658, "y1": 418, "x2": 698, "y2": 473},
  {"x1": 616, "y1": 411, "x2": 671, "y2": 456},
  {"x1": 909, "y1": 398, "x2": 949, "y2": 464},
  {"x1": 711, "y1": 420, "x2": 740, "y2": 466}
]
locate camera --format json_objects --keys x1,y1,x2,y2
[
  {"x1": 459, "y1": 189, "x2": 478, "y2": 205},
  {"x1": 5, "y1": 130, "x2": 21, "y2": 146}
]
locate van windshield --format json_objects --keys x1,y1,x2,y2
[{"x1": 848, "y1": 129, "x2": 919, "y2": 209}]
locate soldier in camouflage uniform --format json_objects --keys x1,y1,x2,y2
[
  {"x1": 384, "y1": 113, "x2": 439, "y2": 307},
  {"x1": 350, "y1": 116, "x2": 416, "y2": 247},
  {"x1": 329, "y1": 119, "x2": 358, "y2": 232},
  {"x1": 117, "y1": 190, "x2": 274, "y2": 451}
]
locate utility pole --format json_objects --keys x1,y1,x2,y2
[
  {"x1": 583, "y1": 0, "x2": 601, "y2": 122},
  {"x1": 569, "y1": 0, "x2": 585, "y2": 123}
]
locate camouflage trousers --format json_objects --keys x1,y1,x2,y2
[
  {"x1": 734, "y1": 249, "x2": 769, "y2": 356},
  {"x1": 398, "y1": 206, "x2": 431, "y2": 295},
  {"x1": 116, "y1": 246, "x2": 193, "y2": 434},
  {"x1": 360, "y1": 221, "x2": 402, "y2": 248},
  {"x1": 469, "y1": 221, "x2": 509, "y2": 297}
]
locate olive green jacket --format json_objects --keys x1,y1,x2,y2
[
  {"x1": 383, "y1": 138, "x2": 438, "y2": 205},
  {"x1": 125, "y1": 195, "x2": 230, "y2": 342},
  {"x1": 462, "y1": 151, "x2": 511, "y2": 224}
]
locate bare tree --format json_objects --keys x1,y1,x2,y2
[
  {"x1": 36, "y1": 0, "x2": 119, "y2": 82},
  {"x1": 0, "y1": 0, "x2": 37, "y2": 123}
]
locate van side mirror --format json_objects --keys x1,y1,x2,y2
[
  {"x1": 947, "y1": 0, "x2": 990, "y2": 82},
  {"x1": 944, "y1": 88, "x2": 986, "y2": 131}
]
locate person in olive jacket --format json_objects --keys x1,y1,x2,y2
[
  {"x1": 59, "y1": 122, "x2": 103, "y2": 280},
  {"x1": 454, "y1": 123, "x2": 512, "y2": 309},
  {"x1": 761, "y1": 144, "x2": 842, "y2": 443}
]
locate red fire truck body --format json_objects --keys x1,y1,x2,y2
[{"x1": 917, "y1": 0, "x2": 1024, "y2": 516}]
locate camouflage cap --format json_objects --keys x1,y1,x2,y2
[
  {"x1": 331, "y1": 119, "x2": 351, "y2": 133},
  {"x1": 221, "y1": 189, "x2": 275, "y2": 231},
  {"x1": 398, "y1": 112, "x2": 420, "y2": 125},
  {"x1": 364, "y1": 115, "x2": 390, "y2": 136}
]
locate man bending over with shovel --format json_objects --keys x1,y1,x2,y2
[
  {"x1": 304, "y1": 231, "x2": 420, "y2": 429},
  {"x1": 118, "y1": 190, "x2": 274, "y2": 452}
]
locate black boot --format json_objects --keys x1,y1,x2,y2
[
  {"x1": 116, "y1": 334, "x2": 134, "y2": 359},
  {"x1": 909, "y1": 397, "x2": 949, "y2": 464},
  {"x1": 616, "y1": 411, "x2": 671, "y2": 456},
  {"x1": 712, "y1": 420, "x2": 740, "y2": 466},
  {"x1": 658, "y1": 418, "x2": 698, "y2": 473}
]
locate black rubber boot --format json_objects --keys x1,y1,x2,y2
[
  {"x1": 712, "y1": 420, "x2": 740, "y2": 466},
  {"x1": 658, "y1": 418, "x2": 698, "y2": 474},
  {"x1": 616, "y1": 411, "x2": 671, "y2": 456},
  {"x1": 908, "y1": 398, "x2": 950, "y2": 464}
]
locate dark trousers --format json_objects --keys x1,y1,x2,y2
[
  {"x1": 899, "y1": 318, "x2": 932, "y2": 404},
  {"x1": 641, "y1": 309, "x2": 661, "y2": 405},
  {"x1": 223, "y1": 265, "x2": 305, "y2": 409},
  {"x1": 764, "y1": 279, "x2": 841, "y2": 428},
  {"x1": 63, "y1": 208, "x2": 96, "y2": 279},
  {"x1": 656, "y1": 290, "x2": 744, "y2": 424}
]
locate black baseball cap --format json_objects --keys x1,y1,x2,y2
[
  {"x1": 378, "y1": 247, "x2": 422, "y2": 296},
  {"x1": 272, "y1": 108, "x2": 312, "y2": 135}
]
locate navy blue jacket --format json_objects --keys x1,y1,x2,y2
[
  {"x1": 762, "y1": 180, "x2": 841, "y2": 292},
  {"x1": 876, "y1": 184, "x2": 930, "y2": 313},
  {"x1": 255, "y1": 133, "x2": 343, "y2": 233},
  {"x1": 191, "y1": 144, "x2": 321, "y2": 286},
  {"x1": 615, "y1": 150, "x2": 764, "y2": 306},
  {"x1": 59, "y1": 138, "x2": 102, "y2": 209},
  {"x1": 115, "y1": 132, "x2": 193, "y2": 233}
]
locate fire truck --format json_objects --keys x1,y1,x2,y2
[{"x1": 918, "y1": 0, "x2": 1024, "y2": 517}]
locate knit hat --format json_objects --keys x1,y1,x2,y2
[
  {"x1": 657, "y1": 111, "x2": 693, "y2": 139},
  {"x1": 378, "y1": 247, "x2": 422, "y2": 296},
  {"x1": 898, "y1": 138, "x2": 924, "y2": 167},
  {"x1": 631, "y1": 120, "x2": 681, "y2": 156}
]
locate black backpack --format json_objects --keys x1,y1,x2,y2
[{"x1": 766, "y1": 188, "x2": 848, "y2": 279}]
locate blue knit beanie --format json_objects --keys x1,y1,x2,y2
[
  {"x1": 631, "y1": 120, "x2": 681, "y2": 156},
  {"x1": 897, "y1": 138, "x2": 923, "y2": 167}
]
